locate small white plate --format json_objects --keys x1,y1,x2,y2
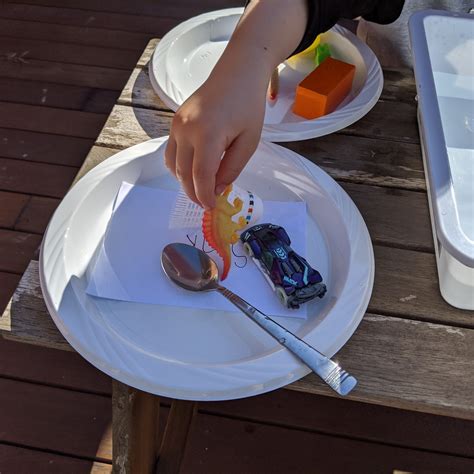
[
  {"x1": 149, "y1": 8, "x2": 383, "y2": 142},
  {"x1": 39, "y1": 138, "x2": 374, "y2": 401}
]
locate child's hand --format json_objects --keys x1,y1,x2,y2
[
  {"x1": 165, "y1": 0, "x2": 307, "y2": 209},
  {"x1": 165, "y1": 66, "x2": 267, "y2": 209}
]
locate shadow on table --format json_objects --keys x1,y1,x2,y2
[{"x1": 128, "y1": 67, "x2": 174, "y2": 142}]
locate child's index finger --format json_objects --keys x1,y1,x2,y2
[{"x1": 192, "y1": 140, "x2": 224, "y2": 209}]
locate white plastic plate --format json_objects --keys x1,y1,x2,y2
[
  {"x1": 40, "y1": 138, "x2": 374, "y2": 400},
  {"x1": 149, "y1": 8, "x2": 383, "y2": 142}
]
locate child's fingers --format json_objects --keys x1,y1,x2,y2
[
  {"x1": 192, "y1": 141, "x2": 223, "y2": 209},
  {"x1": 164, "y1": 136, "x2": 177, "y2": 175},
  {"x1": 175, "y1": 141, "x2": 200, "y2": 205},
  {"x1": 215, "y1": 132, "x2": 258, "y2": 193}
]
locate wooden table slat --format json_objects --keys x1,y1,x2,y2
[
  {"x1": 0, "y1": 36, "x2": 141, "y2": 70},
  {"x1": 97, "y1": 103, "x2": 427, "y2": 192},
  {"x1": 0, "y1": 376, "x2": 111, "y2": 460},
  {"x1": 0, "y1": 128, "x2": 93, "y2": 167},
  {"x1": 0, "y1": 58, "x2": 130, "y2": 91},
  {"x1": 0, "y1": 157, "x2": 79, "y2": 198},
  {"x1": 0, "y1": 272, "x2": 21, "y2": 315},
  {"x1": 0, "y1": 190, "x2": 29, "y2": 228},
  {"x1": 14, "y1": 196, "x2": 60, "y2": 235},
  {"x1": 2, "y1": 0, "x2": 241, "y2": 19},
  {"x1": 0, "y1": 76, "x2": 116, "y2": 114},
  {"x1": 0, "y1": 101, "x2": 107, "y2": 139},
  {"x1": 0, "y1": 4, "x2": 178, "y2": 35},
  {"x1": 0, "y1": 230, "x2": 42, "y2": 274},
  {"x1": 0, "y1": 18, "x2": 150, "y2": 51}
]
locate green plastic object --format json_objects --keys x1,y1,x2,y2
[{"x1": 315, "y1": 43, "x2": 331, "y2": 66}]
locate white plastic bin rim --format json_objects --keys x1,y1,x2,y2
[{"x1": 409, "y1": 9, "x2": 474, "y2": 267}]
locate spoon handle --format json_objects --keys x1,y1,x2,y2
[{"x1": 217, "y1": 286, "x2": 357, "y2": 396}]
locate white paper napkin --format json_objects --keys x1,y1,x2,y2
[{"x1": 86, "y1": 182, "x2": 308, "y2": 319}]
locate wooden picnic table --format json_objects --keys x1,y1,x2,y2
[{"x1": 1, "y1": 38, "x2": 473, "y2": 473}]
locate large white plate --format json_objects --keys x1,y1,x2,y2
[
  {"x1": 39, "y1": 138, "x2": 374, "y2": 401},
  {"x1": 149, "y1": 8, "x2": 383, "y2": 142}
]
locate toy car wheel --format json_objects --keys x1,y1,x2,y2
[
  {"x1": 315, "y1": 283, "x2": 327, "y2": 298},
  {"x1": 276, "y1": 286, "x2": 289, "y2": 308},
  {"x1": 243, "y1": 242, "x2": 254, "y2": 257},
  {"x1": 276, "y1": 227, "x2": 291, "y2": 245}
]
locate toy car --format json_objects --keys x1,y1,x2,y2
[{"x1": 240, "y1": 223, "x2": 327, "y2": 309}]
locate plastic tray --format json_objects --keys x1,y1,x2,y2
[{"x1": 409, "y1": 10, "x2": 474, "y2": 309}]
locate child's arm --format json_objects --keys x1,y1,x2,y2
[
  {"x1": 165, "y1": 0, "x2": 405, "y2": 209},
  {"x1": 165, "y1": 0, "x2": 308, "y2": 209}
]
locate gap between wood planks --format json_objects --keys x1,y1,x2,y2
[
  {"x1": 0, "y1": 222, "x2": 55, "y2": 238},
  {"x1": 0, "y1": 185, "x2": 69, "y2": 204},
  {"x1": 0, "y1": 157, "x2": 79, "y2": 199},
  {"x1": 0, "y1": 35, "x2": 142, "y2": 70},
  {"x1": 0, "y1": 442, "x2": 112, "y2": 473},
  {"x1": 0, "y1": 77, "x2": 120, "y2": 114},
  {"x1": 0, "y1": 58, "x2": 131, "y2": 90},
  {"x1": 0, "y1": 128, "x2": 94, "y2": 167},
  {"x1": 0, "y1": 152, "x2": 82, "y2": 169},
  {"x1": 0, "y1": 439, "x2": 112, "y2": 466},
  {"x1": 0, "y1": 102, "x2": 108, "y2": 138},
  {"x1": 0, "y1": 154, "x2": 81, "y2": 171},
  {"x1": 0, "y1": 18, "x2": 150, "y2": 51},
  {"x1": 0, "y1": 372, "x2": 110, "y2": 398},
  {"x1": 0, "y1": 229, "x2": 42, "y2": 274}
]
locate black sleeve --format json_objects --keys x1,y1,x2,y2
[
  {"x1": 244, "y1": 1, "x2": 405, "y2": 57},
  {"x1": 294, "y1": 0, "x2": 405, "y2": 55}
]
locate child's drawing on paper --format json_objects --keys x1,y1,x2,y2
[
  {"x1": 169, "y1": 183, "x2": 263, "y2": 281},
  {"x1": 184, "y1": 231, "x2": 249, "y2": 270}
]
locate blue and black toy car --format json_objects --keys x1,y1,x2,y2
[{"x1": 240, "y1": 223, "x2": 327, "y2": 309}]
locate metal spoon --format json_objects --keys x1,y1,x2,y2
[{"x1": 161, "y1": 242, "x2": 357, "y2": 396}]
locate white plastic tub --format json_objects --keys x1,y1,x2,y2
[{"x1": 409, "y1": 10, "x2": 474, "y2": 310}]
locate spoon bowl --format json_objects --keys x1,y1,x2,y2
[{"x1": 162, "y1": 242, "x2": 219, "y2": 292}]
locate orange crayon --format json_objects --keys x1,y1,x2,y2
[{"x1": 293, "y1": 57, "x2": 355, "y2": 120}]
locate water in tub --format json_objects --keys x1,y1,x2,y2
[{"x1": 426, "y1": 15, "x2": 474, "y2": 242}]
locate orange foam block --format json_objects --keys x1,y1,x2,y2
[{"x1": 293, "y1": 57, "x2": 356, "y2": 120}]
